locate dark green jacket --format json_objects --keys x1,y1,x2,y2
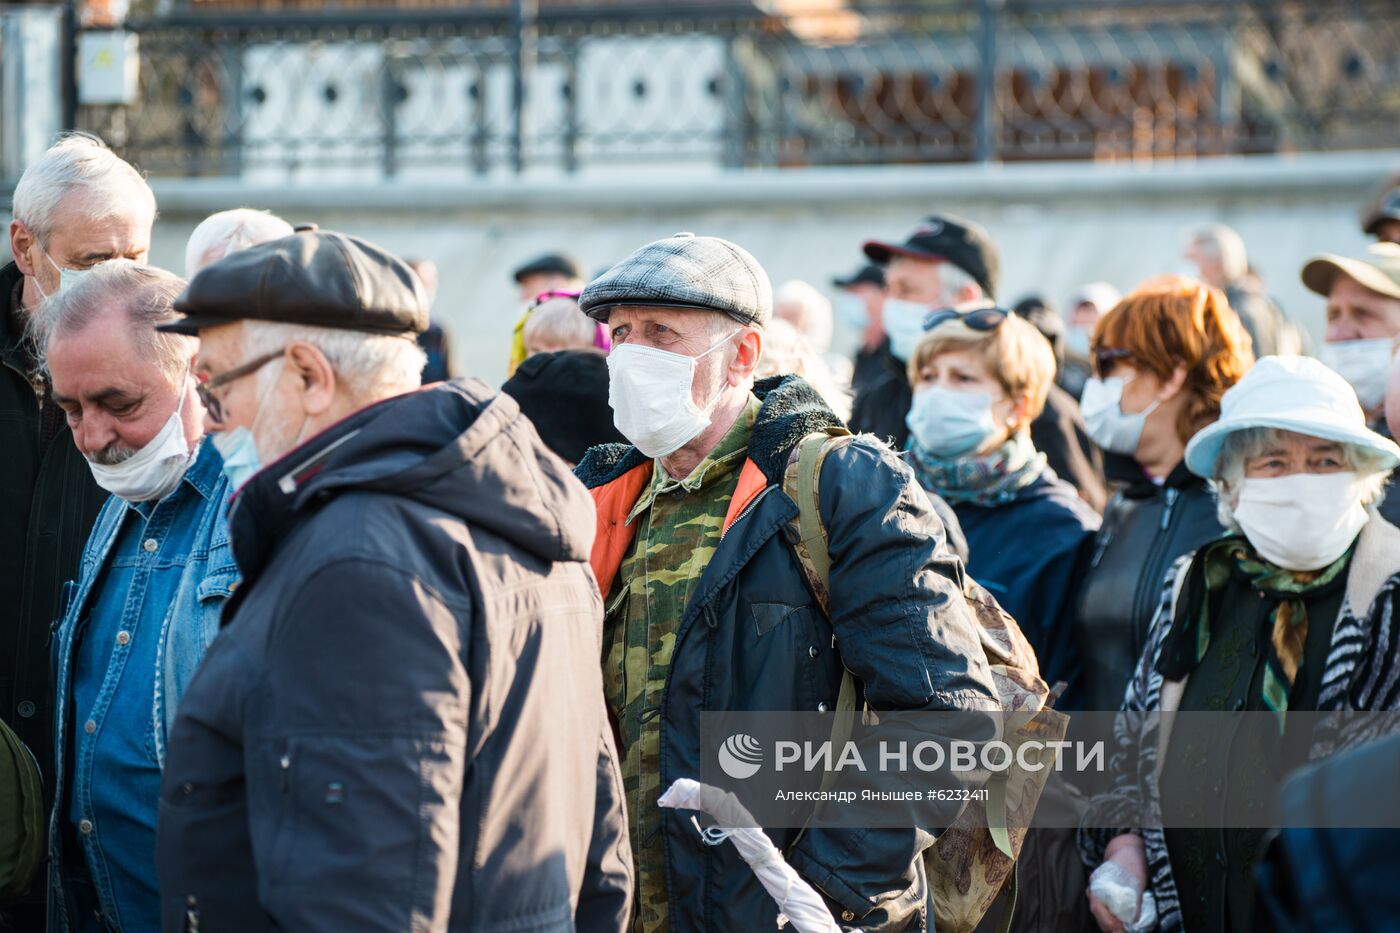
[{"x1": 0, "y1": 261, "x2": 105, "y2": 800}]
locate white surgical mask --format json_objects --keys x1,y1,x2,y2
[
  {"x1": 906, "y1": 385, "x2": 999, "y2": 458},
  {"x1": 32, "y1": 250, "x2": 100, "y2": 302},
  {"x1": 607, "y1": 331, "x2": 738, "y2": 459},
  {"x1": 883, "y1": 298, "x2": 932, "y2": 362},
  {"x1": 1232, "y1": 472, "x2": 1369, "y2": 571},
  {"x1": 1320, "y1": 339, "x2": 1393, "y2": 412},
  {"x1": 87, "y1": 381, "x2": 195, "y2": 502},
  {"x1": 1080, "y1": 375, "x2": 1160, "y2": 457},
  {"x1": 834, "y1": 293, "x2": 868, "y2": 332}
]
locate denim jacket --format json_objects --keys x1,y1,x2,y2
[{"x1": 48, "y1": 438, "x2": 237, "y2": 932}]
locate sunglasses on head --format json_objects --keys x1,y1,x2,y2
[
  {"x1": 529, "y1": 288, "x2": 583, "y2": 310},
  {"x1": 922, "y1": 305, "x2": 1009, "y2": 333}
]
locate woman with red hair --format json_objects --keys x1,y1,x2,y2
[{"x1": 1072, "y1": 276, "x2": 1255, "y2": 714}]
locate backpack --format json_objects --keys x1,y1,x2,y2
[
  {"x1": 0, "y1": 715, "x2": 43, "y2": 906},
  {"x1": 783, "y1": 431, "x2": 1070, "y2": 933}
]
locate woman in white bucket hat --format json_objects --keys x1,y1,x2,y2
[{"x1": 1080, "y1": 355, "x2": 1400, "y2": 933}]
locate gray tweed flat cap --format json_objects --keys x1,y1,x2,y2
[{"x1": 579, "y1": 232, "x2": 772, "y2": 328}]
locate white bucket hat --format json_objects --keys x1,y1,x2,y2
[{"x1": 1184, "y1": 355, "x2": 1400, "y2": 479}]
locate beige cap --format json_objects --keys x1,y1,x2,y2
[{"x1": 1301, "y1": 242, "x2": 1400, "y2": 300}]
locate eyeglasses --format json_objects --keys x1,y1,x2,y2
[
  {"x1": 922, "y1": 305, "x2": 1009, "y2": 334},
  {"x1": 196, "y1": 349, "x2": 285, "y2": 424}
]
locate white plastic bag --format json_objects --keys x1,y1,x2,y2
[
  {"x1": 1089, "y1": 860, "x2": 1158, "y2": 932},
  {"x1": 658, "y1": 778, "x2": 844, "y2": 933}
]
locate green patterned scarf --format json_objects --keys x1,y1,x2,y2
[
  {"x1": 906, "y1": 430, "x2": 1047, "y2": 507},
  {"x1": 1158, "y1": 536, "x2": 1353, "y2": 733}
]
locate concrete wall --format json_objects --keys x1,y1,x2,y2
[{"x1": 125, "y1": 150, "x2": 1400, "y2": 386}]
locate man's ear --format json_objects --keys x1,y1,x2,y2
[
  {"x1": 730, "y1": 328, "x2": 763, "y2": 386},
  {"x1": 285, "y1": 342, "x2": 338, "y2": 416},
  {"x1": 1158, "y1": 363, "x2": 1189, "y2": 402},
  {"x1": 10, "y1": 221, "x2": 36, "y2": 277}
]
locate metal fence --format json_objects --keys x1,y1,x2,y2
[{"x1": 73, "y1": 0, "x2": 1400, "y2": 179}]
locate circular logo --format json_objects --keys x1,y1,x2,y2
[{"x1": 718, "y1": 733, "x2": 764, "y2": 780}]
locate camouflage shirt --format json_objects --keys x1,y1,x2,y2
[{"x1": 603, "y1": 397, "x2": 759, "y2": 933}]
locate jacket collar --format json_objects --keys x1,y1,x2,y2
[
  {"x1": 576, "y1": 373, "x2": 845, "y2": 491},
  {"x1": 0, "y1": 262, "x2": 32, "y2": 374},
  {"x1": 1346, "y1": 513, "x2": 1400, "y2": 620},
  {"x1": 1104, "y1": 451, "x2": 1202, "y2": 497}
]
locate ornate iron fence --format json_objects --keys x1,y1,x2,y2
[{"x1": 74, "y1": 0, "x2": 1400, "y2": 179}]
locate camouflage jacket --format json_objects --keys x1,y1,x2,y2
[{"x1": 578, "y1": 375, "x2": 998, "y2": 933}]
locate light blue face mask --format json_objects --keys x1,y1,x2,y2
[
  {"x1": 212, "y1": 427, "x2": 262, "y2": 493},
  {"x1": 33, "y1": 251, "x2": 101, "y2": 301},
  {"x1": 834, "y1": 293, "x2": 868, "y2": 331},
  {"x1": 906, "y1": 385, "x2": 1000, "y2": 459},
  {"x1": 210, "y1": 357, "x2": 286, "y2": 494}
]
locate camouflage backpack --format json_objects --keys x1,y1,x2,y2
[
  {"x1": 783, "y1": 431, "x2": 1070, "y2": 933},
  {"x1": 0, "y1": 715, "x2": 43, "y2": 906}
]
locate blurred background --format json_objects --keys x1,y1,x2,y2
[{"x1": 2, "y1": 0, "x2": 1397, "y2": 383}]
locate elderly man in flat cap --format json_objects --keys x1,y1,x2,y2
[
  {"x1": 575, "y1": 233, "x2": 998, "y2": 932},
  {"x1": 153, "y1": 230, "x2": 632, "y2": 932}
]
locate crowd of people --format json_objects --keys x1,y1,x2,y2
[{"x1": 2, "y1": 131, "x2": 1400, "y2": 933}]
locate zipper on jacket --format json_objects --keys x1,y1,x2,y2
[
  {"x1": 719, "y1": 486, "x2": 773, "y2": 542},
  {"x1": 1159, "y1": 487, "x2": 1179, "y2": 530}
]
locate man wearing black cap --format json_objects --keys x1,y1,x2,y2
[
  {"x1": 851, "y1": 215, "x2": 998, "y2": 448},
  {"x1": 832, "y1": 263, "x2": 891, "y2": 400},
  {"x1": 1363, "y1": 186, "x2": 1400, "y2": 245},
  {"x1": 513, "y1": 251, "x2": 584, "y2": 304},
  {"x1": 153, "y1": 230, "x2": 632, "y2": 931}
]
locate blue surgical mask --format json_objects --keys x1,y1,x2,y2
[
  {"x1": 212, "y1": 427, "x2": 262, "y2": 493},
  {"x1": 883, "y1": 298, "x2": 932, "y2": 362},
  {"x1": 834, "y1": 293, "x2": 868, "y2": 331},
  {"x1": 210, "y1": 356, "x2": 285, "y2": 494},
  {"x1": 33, "y1": 250, "x2": 101, "y2": 302},
  {"x1": 906, "y1": 385, "x2": 999, "y2": 458}
]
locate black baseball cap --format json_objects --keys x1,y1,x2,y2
[
  {"x1": 512, "y1": 252, "x2": 583, "y2": 284},
  {"x1": 1362, "y1": 188, "x2": 1400, "y2": 236},
  {"x1": 159, "y1": 230, "x2": 428, "y2": 337},
  {"x1": 832, "y1": 263, "x2": 885, "y2": 289},
  {"x1": 863, "y1": 213, "x2": 1001, "y2": 299}
]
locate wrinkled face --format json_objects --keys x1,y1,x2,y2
[
  {"x1": 13, "y1": 191, "x2": 153, "y2": 300},
  {"x1": 606, "y1": 305, "x2": 738, "y2": 409},
  {"x1": 48, "y1": 308, "x2": 193, "y2": 463},
  {"x1": 194, "y1": 322, "x2": 303, "y2": 462},
  {"x1": 886, "y1": 255, "x2": 959, "y2": 309},
  {"x1": 1325, "y1": 274, "x2": 1400, "y2": 342},
  {"x1": 1241, "y1": 430, "x2": 1347, "y2": 479}
]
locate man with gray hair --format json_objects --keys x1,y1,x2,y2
[
  {"x1": 576, "y1": 232, "x2": 998, "y2": 931},
  {"x1": 183, "y1": 207, "x2": 294, "y2": 277},
  {"x1": 1184, "y1": 223, "x2": 1298, "y2": 356},
  {"x1": 40, "y1": 261, "x2": 234, "y2": 932},
  {"x1": 1, "y1": 133, "x2": 155, "y2": 927},
  {"x1": 154, "y1": 229, "x2": 631, "y2": 931}
]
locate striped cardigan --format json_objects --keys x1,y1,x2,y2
[{"x1": 1077, "y1": 515, "x2": 1400, "y2": 931}]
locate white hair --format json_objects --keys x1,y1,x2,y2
[
  {"x1": 11, "y1": 133, "x2": 156, "y2": 245},
  {"x1": 1211, "y1": 426, "x2": 1391, "y2": 530},
  {"x1": 523, "y1": 296, "x2": 596, "y2": 356},
  {"x1": 244, "y1": 320, "x2": 426, "y2": 404},
  {"x1": 774, "y1": 279, "x2": 835, "y2": 353},
  {"x1": 936, "y1": 261, "x2": 979, "y2": 306},
  {"x1": 755, "y1": 318, "x2": 851, "y2": 420},
  {"x1": 1190, "y1": 224, "x2": 1249, "y2": 284},
  {"x1": 38, "y1": 260, "x2": 194, "y2": 383},
  {"x1": 185, "y1": 208, "x2": 294, "y2": 277}
]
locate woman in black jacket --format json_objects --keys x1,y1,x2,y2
[{"x1": 1073, "y1": 276, "x2": 1254, "y2": 713}]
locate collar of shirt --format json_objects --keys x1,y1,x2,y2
[{"x1": 626, "y1": 394, "x2": 759, "y2": 525}]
